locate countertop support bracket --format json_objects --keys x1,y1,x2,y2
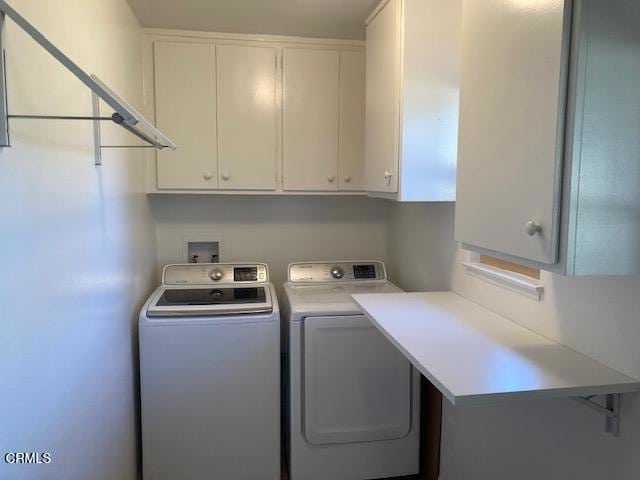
[{"x1": 573, "y1": 393, "x2": 620, "y2": 437}]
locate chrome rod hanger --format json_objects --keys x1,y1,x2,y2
[
  {"x1": 0, "y1": 0, "x2": 137, "y2": 125},
  {"x1": 7, "y1": 110, "x2": 167, "y2": 166},
  {"x1": 8, "y1": 114, "x2": 113, "y2": 121},
  {"x1": 100, "y1": 145, "x2": 155, "y2": 149},
  {"x1": 8, "y1": 113, "x2": 168, "y2": 149},
  {"x1": 0, "y1": 0, "x2": 176, "y2": 153}
]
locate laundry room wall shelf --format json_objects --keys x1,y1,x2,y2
[
  {"x1": 0, "y1": 0, "x2": 175, "y2": 165},
  {"x1": 352, "y1": 291, "x2": 640, "y2": 437}
]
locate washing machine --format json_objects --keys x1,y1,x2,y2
[
  {"x1": 139, "y1": 263, "x2": 280, "y2": 480},
  {"x1": 282, "y1": 261, "x2": 420, "y2": 480}
]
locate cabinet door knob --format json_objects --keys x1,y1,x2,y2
[
  {"x1": 221, "y1": 172, "x2": 231, "y2": 181},
  {"x1": 203, "y1": 171, "x2": 212, "y2": 180},
  {"x1": 327, "y1": 175, "x2": 335, "y2": 183},
  {"x1": 384, "y1": 171, "x2": 392, "y2": 180},
  {"x1": 344, "y1": 175, "x2": 352, "y2": 183},
  {"x1": 525, "y1": 220, "x2": 543, "y2": 236}
]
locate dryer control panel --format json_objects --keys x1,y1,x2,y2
[
  {"x1": 288, "y1": 262, "x2": 386, "y2": 283},
  {"x1": 163, "y1": 263, "x2": 268, "y2": 285}
]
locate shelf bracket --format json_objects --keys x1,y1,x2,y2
[
  {"x1": 573, "y1": 394, "x2": 620, "y2": 437},
  {"x1": 0, "y1": 11, "x2": 9, "y2": 146},
  {"x1": 92, "y1": 92, "x2": 102, "y2": 166}
]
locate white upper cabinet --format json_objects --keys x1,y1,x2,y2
[
  {"x1": 338, "y1": 51, "x2": 366, "y2": 191},
  {"x1": 148, "y1": 33, "x2": 365, "y2": 195},
  {"x1": 455, "y1": 0, "x2": 569, "y2": 265},
  {"x1": 365, "y1": 0, "x2": 461, "y2": 201},
  {"x1": 283, "y1": 48, "x2": 340, "y2": 191},
  {"x1": 154, "y1": 42, "x2": 217, "y2": 189},
  {"x1": 216, "y1": 45, "x2": 277, "y2": 190},
  {"x1": 455, "y1": 0, "x2": 640, "y2": 275},
  {"x1": 365, "y1": 0, "x2": 400, "y2": 194}
]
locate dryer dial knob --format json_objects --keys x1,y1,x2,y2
[
  {"x1": 209, "y1": 269, "x2": 224, "y2": 281},
  {"x1": 331, "y1": 266, "x2": 345, "y2": 279}
]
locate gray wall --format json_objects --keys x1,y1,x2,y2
[
  {"x1": 0, "y1": 2, "x2": 155, "y2": 479},
  {"x1": 151, "y1": 195, "x2": 389, "y2": 292},
  {"x1": 386, "y1": 203, "x2": 640, "y2": 480},
  {"x1": 385, "y1": 202, "x2": 457, "y2": 291}
]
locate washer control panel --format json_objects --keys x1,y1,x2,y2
[
  {"x1": 288, "y1": 261, "x2": 386, "y2": 283},
  {"x1": 163, "y1": 263, "x2": 268, "y2": 285}
]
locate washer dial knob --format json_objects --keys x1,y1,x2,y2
[
  {"x1": 209, "y1": 269, "x2": 224, "y2": 281},
  {"x1": 331, "y1": 266, "x2": 345, "y2": 279}
]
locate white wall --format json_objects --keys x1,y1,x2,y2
[
  {"x1": 0, "y1": 2, "x2": 155, "y2": 480},
  {"x1": 385, "y1": 203, "x2": 640, "y2": 480},
  {"x1": 151, "y1": 195, "x2": 389, "y2": 291}
]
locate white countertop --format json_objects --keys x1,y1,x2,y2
[{"x1": 351, "y1": 291, "x2": 640, "y2": 406}]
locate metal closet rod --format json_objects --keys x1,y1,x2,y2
[
  {"x1": 8, "y1": 115, "x2": 113, "y2": 121},
  {"x1": 0, "y1": 0, "x2": 176, "y2": 150},
  {"x1": 6, "y1": 113, "x2": 166, "y2": 149}
]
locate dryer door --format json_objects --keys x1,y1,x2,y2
[{"x1": 303, "y1": 315, "x2": 412, "y2": 445}]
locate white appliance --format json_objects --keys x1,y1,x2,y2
[
  {"x1": 282, "y1": 261, "x2": 420, "y2": 480},
  {"x1": 139, "y1": 263, "x2": 280, "y2": 480}
]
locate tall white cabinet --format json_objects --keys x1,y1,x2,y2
[
  {"x1": 146, "y1": 31, "x2": 365, "y2": 195},
  {"x1": 365, "y1": 0, "x2": 401, "y2": 195},
  {"x1": 364, "y1": 0, "x2": 461, "y2": 201},
  {"x1": 455, "y1": 0, "x2": 640, "y2": 275}
]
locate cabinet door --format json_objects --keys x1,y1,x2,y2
[
  {"x1": 283, "y1": 48, "x2": 339, "y2": 191},
  {"x1": 365, "y1": 0, "x2": 400, "y2": 193},
  {"x1": 455, "y1": 0, "x2": 570, "y2": 264},
  {"x1": 339, "y1": 51, "x2": 366, "y2": 191},
  {"x1": 216, "y1": 45, "x2": 277, "y2": 190},
  {"x1": 154, "y1": 42, "x2": 217, "y2": 189}
]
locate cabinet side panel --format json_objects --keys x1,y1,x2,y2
[
  {"x1": 454, "y1": 0, "x2": 569, "y2": 264},
  {"x1": 399, "y1": 0, "x2": 461, "y2": 202},
  {"x1": 154, "y1": 42, "x2": 217, "y2": 189},
  {"x1": 572, "y1": 0, "x2": 640, "y2": 275}
]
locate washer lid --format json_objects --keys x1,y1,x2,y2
[{"x1": 146, "y1": 285, "x2": 273, "y2": 317}]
